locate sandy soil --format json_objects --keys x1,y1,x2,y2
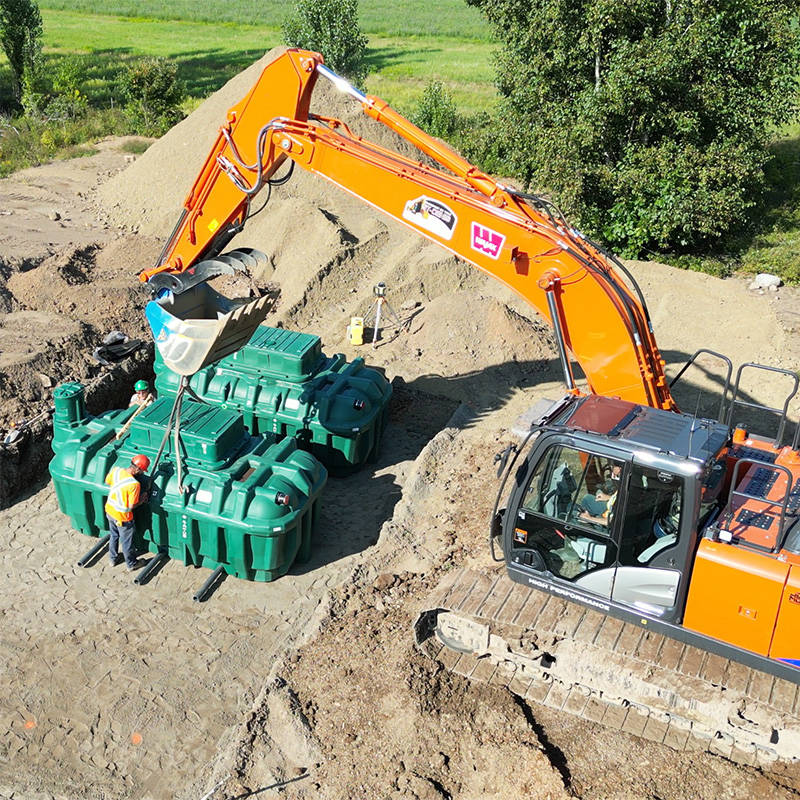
[{"x1": 0, "y1": 47, "x2": 798, "y2": 800}]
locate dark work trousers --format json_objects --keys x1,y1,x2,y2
[
  {"x1": 580, "y1": 494, "x2": 608, "y2": 517},
  {"x1": 107, "y1": 514, "x2": 136, "y2": 568}
]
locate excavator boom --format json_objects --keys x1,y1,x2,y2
[{"x1": 142, "y1": 49, "x2": 674, "y2": 409}]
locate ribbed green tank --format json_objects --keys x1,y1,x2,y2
[
  {"x1": 49, "y1": 384, "x2": 327, "y2": 581},
  {"x1": 154, "y1": 326, "x2": 392, "y2": 472}
]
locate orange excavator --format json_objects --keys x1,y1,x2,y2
[{"x1": 140, "y1": 49, "x2": 800, "y2": 768}]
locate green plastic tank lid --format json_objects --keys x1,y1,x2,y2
[
  {"x1": 53, "y1": 382, "x2": 89, "y2": 427},
  {"x1": 233, "y1": 326, "x2": 323, "y2": 378},
  {"x1": 53, "y1": 382, "x2": 84, "y2": 400},
  {"x1": 127, "y1": 397, "x2": 248, "y2": 466}
]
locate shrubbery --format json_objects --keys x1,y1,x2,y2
[
  {"x1": 466, "y1": 0, "x2": 800, "y2": 257},
  {"x1": 120, "y1": 57, "x2": 185, "y2": 137},
  {"x1": 283, "y1": 0, "x2": 368, "y2": 85},
  {"x1": 0, "y1": 108, "x2": 126, "y2": 176},
  {"x1": 0, "y1": 0, "x2": 43, "y2": 111},
  {"x1": 412, "y1": 81, "x2": 459, "y2": 140},
  {"x1": 0, "y1": 50, "x2": 184, "y2": 175}
]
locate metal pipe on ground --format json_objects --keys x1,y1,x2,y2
[
  {"x1": 77, "y1": 534, "x2": 110, "y2": 567},
  {"x1": 193, "y1": 566, "x2": 226, "y2": 603}
]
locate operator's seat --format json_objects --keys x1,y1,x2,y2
[{"x1": 542, "y1": 462, "x2": 576, "y2": 519}]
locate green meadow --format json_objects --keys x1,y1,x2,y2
[
  {"x1": 35, "y1": 5, "x2": 497, "y2": 112},
  {"x1": 38, "y1": 0, "x2": 493, "y2": 40}
]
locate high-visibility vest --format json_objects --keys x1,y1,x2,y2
[{"x1": 104, "y1": 466, "x2": 141, "y2": 523}]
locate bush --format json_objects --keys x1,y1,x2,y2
[
  {"x1": 44, "y1": 57, "x2": 89, "y2": 120},
  {"x1": 0, "y1": 0, "x2": 43, "y2": 110},
  {"x1": 0, "y1": 107, "x2": 126, "y2": 176},
  {"x1": 412, "y1": 81, "x2": 459, "y2": 140},
  {"x1": 120, "y1": 57, "x2": 185, "y2": 137},
  {"x1": 283, "y1": 0, "x2": 368, "y2": 85},
  {"x1": 467, "y1": 0, "x2": 800, "y2": 256}
]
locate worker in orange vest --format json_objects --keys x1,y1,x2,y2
[{"x1": 105, "y1": 454, "x2": 150, "y2": 571}]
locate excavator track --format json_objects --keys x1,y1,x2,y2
[{"x1": 414, "y1": 567, "x2": 800, "y2": 782}]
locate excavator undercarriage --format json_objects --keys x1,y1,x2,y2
[{"x1": 415, "y1": 567, "x2": 800, "y2": 776}]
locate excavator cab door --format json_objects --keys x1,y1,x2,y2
[
  {"x1": 610, "y1": 464, "x2": 686, "y2": 616},
  {"x1": 506, "y1": 436, "x2": 688, "y2": 621},
  {"x1": 506, "y1": 437, "x2": 628, "y2": 598}
]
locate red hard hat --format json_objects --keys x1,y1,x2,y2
[{"x1": 131, "y1": 454, "x2": 151, "y2": 471}]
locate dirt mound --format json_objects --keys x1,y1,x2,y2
[
  {"x1": 97, "y1": 46, "x2": 425, "y2": 239},
  {"x1": 404, "y1": 292, "x2": 555, "y2": 374},
  {"x1": 0, "y1": 233, "x2": 159, "y2": 508},
  {"x1": 238, "y1": 606, "x2": 572, "y2": 800},
  {"x1": 8, "y1": 241, "x2": 156, "y2": 334},
  {"x1": 0, "y1": 238, "x2": 157, "y2": 428},
  {"x1": 96, "y1": 46, "x2": 450, "y2": 344},
  {"x1": 0, "y1": 311, "x2": 82, "y2": 370}
]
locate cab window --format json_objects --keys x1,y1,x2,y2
[
  {"x1": 516, "y1": 444, "x2": 623, "y2": 583},
  {"x1": 618, "y1": 464, "x2": 683, "y2": 566}
]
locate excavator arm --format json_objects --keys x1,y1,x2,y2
[{"x1": 142, "y1": 48, "x2": 675, "y2": 410}]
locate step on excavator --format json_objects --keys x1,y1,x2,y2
[{"x1": 139, "y1": 48, "x2": 800, "y2": 772}]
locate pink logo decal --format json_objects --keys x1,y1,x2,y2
[{"x1": 471, "y1": 222, "x2": 505, "y2": 260}]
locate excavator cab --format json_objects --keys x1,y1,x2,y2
[{"x1": 501, "y1": 394, "x2": 729, "y2": 624}]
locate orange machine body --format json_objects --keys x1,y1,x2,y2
[{"x1": 684, "y1": 437, "x2": 800, "y2": 665}]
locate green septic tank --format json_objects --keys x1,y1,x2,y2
[
  {"x1": 49, "y1": 384, "x2": 327, "y2": 581},
  {"x1": 154, "y1": 326, "x2": 392, "y2": 472}
]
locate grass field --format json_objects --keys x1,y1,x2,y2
[
  {"x1": 38, "y1": 0, "x2": 493, "y2": 40},
  {"x1": 36, "y1": 8, "x2": 497, "y2": 113}
]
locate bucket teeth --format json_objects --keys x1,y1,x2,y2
[{"x1": 146, "y1": 287, "x2": 271, "y2": 376}]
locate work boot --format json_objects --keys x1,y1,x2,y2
[
  {"x1": 109, "y1": 555, "x2": 123, "y2": 567},
  {"x1": 127, "y1": 558, "x2": 146, "y2": 572}
]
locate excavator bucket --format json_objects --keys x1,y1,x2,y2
[
  {"x1": 144, "y1": 248, "x2": 273, "y2": 376},
  {"x1": 146, "y1": 285, "x2": 270, "y2": 376}
]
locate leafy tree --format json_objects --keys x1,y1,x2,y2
[
  {"x1": 0, "y1": 0, "x2": 43, "y2": 109},
  {"x1": 120, "y1": 58, "x2": 185, "y2": 137},
  {"x1": 283, "y1": 0, "x2": 368, "y2": 85},
  {"x1": 413, "y1": 81, "x2": 460, "y2": 139},
  {"x1": 467, "y1": 0, "x2": 800, "y2": 254},
  {"x1": 46, "y1": 56, "x2": 89, "y2": 120}
]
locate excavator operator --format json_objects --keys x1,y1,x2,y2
[{"x1": 579, "y1": 463, "x2": 622, "y2": 527}]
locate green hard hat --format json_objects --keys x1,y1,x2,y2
[{"x1": 134, "y1": 380, "x2": 149, "y2": 392}]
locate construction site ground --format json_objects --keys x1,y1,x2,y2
[{"x1": 1, "y1": 49, "x2": 799, "y2": 800}]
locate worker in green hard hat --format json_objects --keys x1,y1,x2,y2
[{"x1": 129, "y1": 379, "x2": 156, "y2": 408}]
